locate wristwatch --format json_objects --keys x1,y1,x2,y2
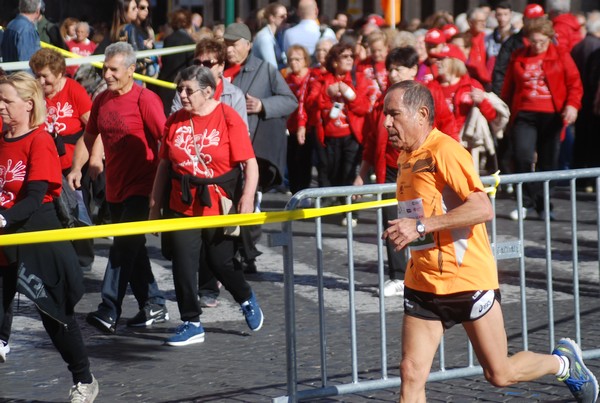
[{"x1": 416, "y1": 219, "x2": 426, "y2": 237}]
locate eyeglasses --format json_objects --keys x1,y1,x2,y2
[
  {"x1": 277, "y1": 14, "x2": 287, "y2": 19},
  {"x1": 139, "y1": 5, "x2": 148, "y2": 10},
  {"x1": 193, "y1": 59, "x2": 219, "y2": 68},
  {"x1": 339, "y1": 53, "x2": 354, "y2": 59},
  {"x1": 176, "y1": 86, "x2": 202, "y2": 96},
  {"x1": 529, "y1": 38, "x2": 549, "y2": 46}
]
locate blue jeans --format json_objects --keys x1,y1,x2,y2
[{"x1": 97, "y1": 196, "x2": 165, "y2": 320}]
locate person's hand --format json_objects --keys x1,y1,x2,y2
[
  {"x1": 237, "y1": 193, "x2": 255, "y2": 214},
  {"x1": 326, "y1": 82, "x2": 341, "y2": 98},
  {"x1": 143, "y1": 38, "x2": 154, "y2": 49},
  {"x1": 148, "y1": 205, "x2": 162, "y2": 236},
  {"x1": 246, "y1": 94, "x2": 263, "y2": 114},
  {"x1": 351, "y1": 175, "x2": 364, "y2": 200},
  {"x1": 470, "y1": 88, "x2": 486, "y2": 105},
  {"x1": 382, "y1": 218, "x2": 419, "y2": 251},
  {"x1": 66, "y1": 169, "x2": 82, "y2": 191},
  {"x1": 87, "y1": 156, "x2": 104, "y2": 181},
  {"x1": 297, "y1": 126, "x2": 306, "y2": 145},
  {"x1": 562, "y1": 105, "x2": 578, "y2": 126}
]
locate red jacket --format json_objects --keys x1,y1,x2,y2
[
  {"x1": 306, "y1": 70, "x2": 370, "y2": 145},
  {"x1": 361, "y1": 83, "x2": 458, "y2": 184},
  {"x1": 284, "y1": 71, "x2": 310, "y2": 133},
  {"x1": 552, "y1": 13, "x2": 584, "y2": 54},
  {"x1": 501, "y1": 43, "x2": 583, "y2": 123},
  {"x1": 439, "y1": 74, "x2": 497, "y2": 133},
  {"x1": 467, "y1": 31, "x2": 491, "y2": 86}
]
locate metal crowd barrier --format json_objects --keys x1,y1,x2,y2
[{"x1": 270, "y1": 167, "x2": 600, "y2": 402}]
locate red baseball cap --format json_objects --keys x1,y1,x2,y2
[
  {"x1": 524, "y1": 4, "x2": 545, "y2": 19},
  {"x1": 424, "y1": 28, "x2": 446, "y2": 45},
  {"x1": 430, "y1": 44, "x2": 467, "y2": 63},
  {"x1": 442, "y1": 24, "x2": 459, "y2": 41},
  {"x1": 367, "y1": 14, "x2": 386, "y2": 27}
]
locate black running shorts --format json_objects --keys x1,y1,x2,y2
[{"x1": 403, "y1": 287, "x2": 502, "y2": 329}]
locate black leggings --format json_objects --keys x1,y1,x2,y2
[{"x1": 0, "y1": 264, "x2": 92, "y2": 384}]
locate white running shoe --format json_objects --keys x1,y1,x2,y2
[
  {"x1": 69, "y1": 375, "x2": 99, "y2": 403},
  {"x1": 382, "y1": 279, "x2": 405, "y2": 297},
  {"x1": 0, "y1": 341, "x2": 9, "y2": 363}
]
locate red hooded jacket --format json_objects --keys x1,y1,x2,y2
[{"x1": 552, "y1": 13, "x2": 584, "y2": 54}]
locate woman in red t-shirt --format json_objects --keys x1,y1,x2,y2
[
  {"x1": 502, "y1": 18, "x2": 582, "y2": 220},
  {"x1": 150, "y1": 66, "x2": 263, "y2": 346},
  {"x1": 285, "y1": 44, "x2": 313, "y2": 194},
  {"x1": 29, "y1": 48, "x2": 95, "y2": 173},
  {"x1": 0, "y1": 72, "x2": 98, "y2": 400}
]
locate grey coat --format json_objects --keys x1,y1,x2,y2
[{"x1": 232, "y1": 54, "x2": 298, "y2": 189}]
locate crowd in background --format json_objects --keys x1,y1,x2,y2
[{"x1": 0, "y1": 0, "x2": 595, "y2": 401}]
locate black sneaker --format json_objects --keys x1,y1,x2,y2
[
  {"x1": 126, "y1": 304, "x2": 169, "y2": 327},
  {"x1": 86, "y1": 311, "x2": 116, "y2": 334}
]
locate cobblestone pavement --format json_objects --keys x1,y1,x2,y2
[{"x1": 0, "y1": 188, "x2": 599, "y2": 402}]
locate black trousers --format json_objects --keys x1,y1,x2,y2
[
  {"x1": 324, "y1": 134, "x2": 360, "y2": 187},
  {"x1": 0, "y1": 263, "x2": 91, "y2": 384},
  {"x1": 171, "y1": 225, "x2": 252, "y2": 322},
  {"x1": 287, "y1": 128, "x2": 316, "y2": 194},
  {"x1": 382, "y1": 166, "x2": 408, "y2": 280},
  {"x1": 511, "y1": 111, "x2": 562, "y2": 211},
  {"x1": 97, "y1": 196, "x2": 165, "y2": 319}
]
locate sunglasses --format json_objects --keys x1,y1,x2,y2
[
  {"x1": 193, "y1": 59, "x2": 219, "y2": 68},
  {"x1": 139, "y1": 5, "x2": 148, "y2": 10}
]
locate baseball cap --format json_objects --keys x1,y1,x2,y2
[
  {"x1": 430, "y1": 44, "x2": 467, "y2": 63},
  {"x1": 442, "y1": 24, "x2": 459, "y2": 41},
  {"x1": 424, "y1": 28, "x2": 446, "y2": 45},
  {"x1": 367, "y1": 14, "x2": 386, "y2": 27},
  {"x1": 223, "y1": 23, "x2": 252, "y2": 42},
  {"x1": 524, "y1": 4, "x2": 545, "y2": 19}
]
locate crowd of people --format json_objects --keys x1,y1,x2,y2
[{"x1": 0, "y1": 0, "x2": 598, "y2": 401}]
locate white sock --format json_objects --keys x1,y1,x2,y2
[
  {"x1": 190, "y1": 322, "x2": 201, "y2": 327},
  {"x1": 554, "y1": 354, "x2": 569, "y2": 378}
]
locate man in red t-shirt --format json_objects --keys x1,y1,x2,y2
[{"x1": 68, "y1": 42, "x2": 169, "y2": 334}]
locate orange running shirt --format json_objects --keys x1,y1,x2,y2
[{"x1": 396, "y1": 128, "x2": 498, "y2": 294}]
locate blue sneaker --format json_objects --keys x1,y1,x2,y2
[
  {"x1": 553, "y1": 338, "x2": 599, "y2": 403},
  {"x1": 240, "y1": 292, "x2": 264, "y2": 331},
  {"x1": 165, "y1": 322, "x2": 205, "y2": 346}
]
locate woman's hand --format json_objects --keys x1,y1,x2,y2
[
  {"x1": 297, "y1": 126, "x2": 306, "y2": 145},
  {"x1": 470, "y1": 88, "x2": 486, "y2": 105},
  {"x1": 237, "y1": 193, "x2": 255, "y2": 214},
  {"x1": 562, "y1": 105, "x2": 578, "y2": 126},
  {"x1": 326, "y1": 82, "x2": 341, "y2": 98}
]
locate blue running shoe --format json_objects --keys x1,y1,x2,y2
[
  {"x1": 553, "y1": 338, "x2": 599, "y2": 403},
  {"x1": 240, "y1": 292, "x2": 264, "y2": 331},
  {"x1": 165, "y1": 322, "x2": 205, "y2": 346}
]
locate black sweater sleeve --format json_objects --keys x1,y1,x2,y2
[{"x1": 2, "y1": 181, "x2": 49, "y2": 226}]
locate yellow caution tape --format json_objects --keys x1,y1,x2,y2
[
  {"x1": 0, "y1": 199, "x2": 398, "y2": 246},
  {"x1": 483, "y1": 170, "x2": 501, "y2": 197},
  {"x1": 40, "y1": 41, "x2": 177, "y2": 89}
]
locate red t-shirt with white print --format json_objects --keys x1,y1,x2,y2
[
  {"x1": 45, "y1": 77, "x2": 92, "y2": 170},
  {"x1": 0, "y1": 126, "x2": 61, "y2": 209},
  {"x1": 519, "y1": 52, "x2": 555, "y2": 113},
  {"x1": 160, "y1": 103, "x2": 254, "y2": 217}
]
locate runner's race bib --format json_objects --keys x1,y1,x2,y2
[{"x1": 397, "y1": 198, "x2": 435, "y2": 251}]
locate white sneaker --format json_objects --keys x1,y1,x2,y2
[
  {"x1": 341, "y1": 217, "x2": 358, "y2": 228},
  {"x1": 0, "y1": 341, "x2": 9, "y2": 363},
  {"x1": 509, "y1": 207, "x2": 528, "y2": 221},
  {"x1": 69, "y1": 375, "x2": 99, "y2": 403},
  {"x1": 382, "y1": 279, "x2": 405, "y2": 297}
]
